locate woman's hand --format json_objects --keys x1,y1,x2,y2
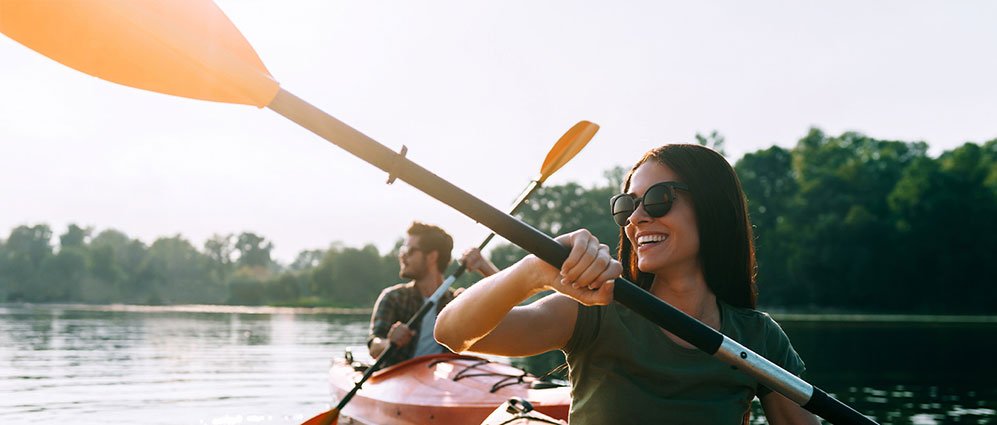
[
  {"x1": 435, "y1": 229, "x2": 618, "y2": 356},
  {"x1": 533, "y1": 229, "x2": 621, "y2": 306}
]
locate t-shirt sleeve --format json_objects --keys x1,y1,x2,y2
[
  {"x1": 756, "y1": 315, "x2": 806, "y2": 397},
  {"x1": 563, "y1": 303, "x2": 601, "y2": 354}
]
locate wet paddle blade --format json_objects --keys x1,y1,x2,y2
[
  {"x1": 0, "y1": 0, "x2": 279, "y2": 107},
  {"x1": 301, "y1": 408, "x2": 339, "y2": 425},
  {"x1": 537, "y1": 120, "x2": 598, "y2": 183}
]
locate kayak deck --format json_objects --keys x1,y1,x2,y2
[{"x1": 329, "y1": 353, "x2": 570, "y2": 425}]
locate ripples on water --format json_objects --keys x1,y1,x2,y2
[
  {"x1": 0, "y1": 304, "x2": 369, "y2": 424},
  {"x1": 2, "y1": 304, "x2": 994, "y2": 425},
  {"x1": 745, "y1": 384, "x2": 996, "y2": 425}
]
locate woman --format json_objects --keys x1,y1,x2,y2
[{"x1": 435, "y1": 144, "x2": 818, "y2": 424}]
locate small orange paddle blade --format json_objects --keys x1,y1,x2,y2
[
  {"x1": 538, "y1": 120, "x2": 599, "y2": 183},
  {"x1": 0, "y1": 0, "x2": 279, "y2": 107},
  {"x1": 301, "y1": 408, "x2": 339, "y2": 425}
]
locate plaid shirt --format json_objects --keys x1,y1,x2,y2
[{"x1": 367, "y1": 281, "x2": 456, "y2": 369}]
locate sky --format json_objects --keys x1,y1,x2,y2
[{"x1": 2, "y1": 0, "x2": 996, "y2": 264}]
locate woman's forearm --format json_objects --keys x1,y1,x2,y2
[{"x1": 435, "y1": 256, "x2": 550, "y2": 352}]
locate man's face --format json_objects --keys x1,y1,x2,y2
[{"x1": 399, "y1": 236, "x2": 428, "y2": 280}]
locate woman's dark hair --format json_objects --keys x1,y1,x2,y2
[{"x1": 617, "y1": 144, "x2": 758, "y2": 309}]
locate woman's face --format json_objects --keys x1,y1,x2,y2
[{"x1": 624, "y1": 161, "x2": 700, "y2": 275}]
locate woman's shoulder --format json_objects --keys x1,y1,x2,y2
[
  {"x1": 720, "y1": 302, "x2": 790, "y2": 343},
  {"x1": 719, "y1": 302, "x2": 806, "y2": 377},
  {"x1": 722, "y1": 302, "x2": 776, "y2": 324}
]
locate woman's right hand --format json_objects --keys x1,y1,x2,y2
[
  {"x1": 529, "y1": 229, "x2": 621, "y2": 306},
  {"x1": 435, "y1": 229, "x2": 619, "y2": 356}
]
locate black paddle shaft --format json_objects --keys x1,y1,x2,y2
[{"x1": 268, "y1": 89, "x2": 877, "y2": 425}]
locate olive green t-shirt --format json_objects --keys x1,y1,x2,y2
[{"x1": 562, "y1": 301, "x2": 805, "y2": 425}]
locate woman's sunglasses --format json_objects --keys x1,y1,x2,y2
[{"x1": 610, "y1": 181, "x2": 689, "y2": 227}]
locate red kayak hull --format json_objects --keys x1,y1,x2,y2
[{"x1": 329, "y1": 353, "x2": 570, "y2": 425}]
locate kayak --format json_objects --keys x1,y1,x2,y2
[
  {"x1": 329, "y1": 352, "x2": 571, "y2": 425},
  {"x1": 480, "y1": 398, "x2": 567, "y2": 425}
]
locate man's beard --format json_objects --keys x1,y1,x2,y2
[{"x1": 400, "y1": 264, "x2": 425, "y2": 280}]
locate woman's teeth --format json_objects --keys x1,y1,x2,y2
[{"x1": 637, "y1": 234, "x2": 667, "y2": 246}]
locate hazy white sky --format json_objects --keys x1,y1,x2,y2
[{"x1": 2, "y1": 0, "x2": 995, "y2": 263}]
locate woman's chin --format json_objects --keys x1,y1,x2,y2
[{"x1": 636, "y1": 259, "x2": 664, "y2": 275}]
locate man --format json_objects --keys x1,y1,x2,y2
[{"x1": 367, "y1": 222, "x2": 498, "y2": 369}]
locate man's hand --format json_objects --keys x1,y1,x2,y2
[
  {"x1": 460, "y1": 247, "x2": 500, "y2": 277},
  {"x1": 388, "y1": 321, "x2": 416, "y2": 347}
]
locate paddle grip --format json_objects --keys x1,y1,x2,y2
[{"x1": 805, "y1": 387, "x2": 878, "y2": 425}]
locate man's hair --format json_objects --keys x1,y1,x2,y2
[{"x1": 407, "y1": 222, "x2": 453, "y2": 272}]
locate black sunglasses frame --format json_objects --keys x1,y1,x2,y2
[{"x1": 610, "y1": 181, "x2": 689, "y2": 227}]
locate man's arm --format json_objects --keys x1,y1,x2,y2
[{"x1": 460, "y1": 248, "x2": 500, "y2": 277}]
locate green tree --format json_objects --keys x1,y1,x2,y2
[
  {"x1": 695, "y1": 130, "x2": 727, "y2": 156},
  {"x1": 137, "y1": 235, "x2": 219, "y2": 304},
  {"x1": 310, "y1": 244, "x2": 396, "y2": 306},
  {"x1": 234, "y1": 232, "x2": 274, "y2": 269},
  {"x1": 87, "y1": 243, "x2": 124, "y2": 301},
  {"x1": 515, "y1": 181, "x2": 619, "y2": 250},
  {"x1": 269, "y1": 273, "x2": 302, "y2": 303},
  {"x1": 204, "y1": 233, "x2": 235, "y2": 282},
  {"x1": 38, "y1": 247, "x2": 89, "y2": 301},
  {"x1": 59, "y1": 224, "x2": 91, "y2": 249},
  {"x1": 485, "y1": 171, "x2": 624, "y2": 273},
  {"x1": 735, "y1": 146, "x2": 803, "y2": 306},
  {"x1": 1, "y1": 224, "x2": 53, "y2": 301},
  {"x1": 226, "y1": 267, "x2": 268, "y2": 305},
  {"x1": 90, "y1": 229, "x2": 146, "y2": 301},
  {"x1": 888, "y1": 141, "x2": 997, "y2": 313},
  {"x1": 291, "y1": 249, "x2": 325, "y2": 271}
]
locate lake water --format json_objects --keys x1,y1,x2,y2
[{"x1": 1, "y1": 304, "x2": 994, "y2": 425}]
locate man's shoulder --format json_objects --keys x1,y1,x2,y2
[{"x1": 379, "y1": 282, "x2": 415, "y2": 298}]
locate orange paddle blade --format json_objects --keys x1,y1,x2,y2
[
  {"x1": 538, "y1": 120, "x2": 599, "y2": 183},
  {"x1": 0, "y1": 0, "x2": 280, "y2": 107},
  {"x1": 301, "y1": 408, "x2": 339, "y2": 425}
]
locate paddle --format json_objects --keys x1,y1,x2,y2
[
  {"x1": 0, "y1": 2, "x2": 876, "y2": 424},
  {"x1": 305, "y1": 120, "x2": 597, "y2": 425}
]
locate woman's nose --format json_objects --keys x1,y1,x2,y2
[{"x1": 627, "y1": 201, "x2": 651, "y2": 226}]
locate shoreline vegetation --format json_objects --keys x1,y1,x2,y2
[{"x1": 2, "y1": 129, "x2": 996, "y2": 315}]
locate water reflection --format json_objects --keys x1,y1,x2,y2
[
  {"x1": 3, "y1": 305, "x2": 993, "y2": 425},
  {"x1": 1, "y1": 304, "x2": 369, "y2": 425},
  {"x1": 775, "y1": 318, "x2": 997, "y2": 424}
]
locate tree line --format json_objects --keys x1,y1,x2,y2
[
  {"x1": 0, "y1": 225, "x2": 402, "y2": 307},
  {"x1": 1, "y1": 128, "x2": 994, "y2": 314}
]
